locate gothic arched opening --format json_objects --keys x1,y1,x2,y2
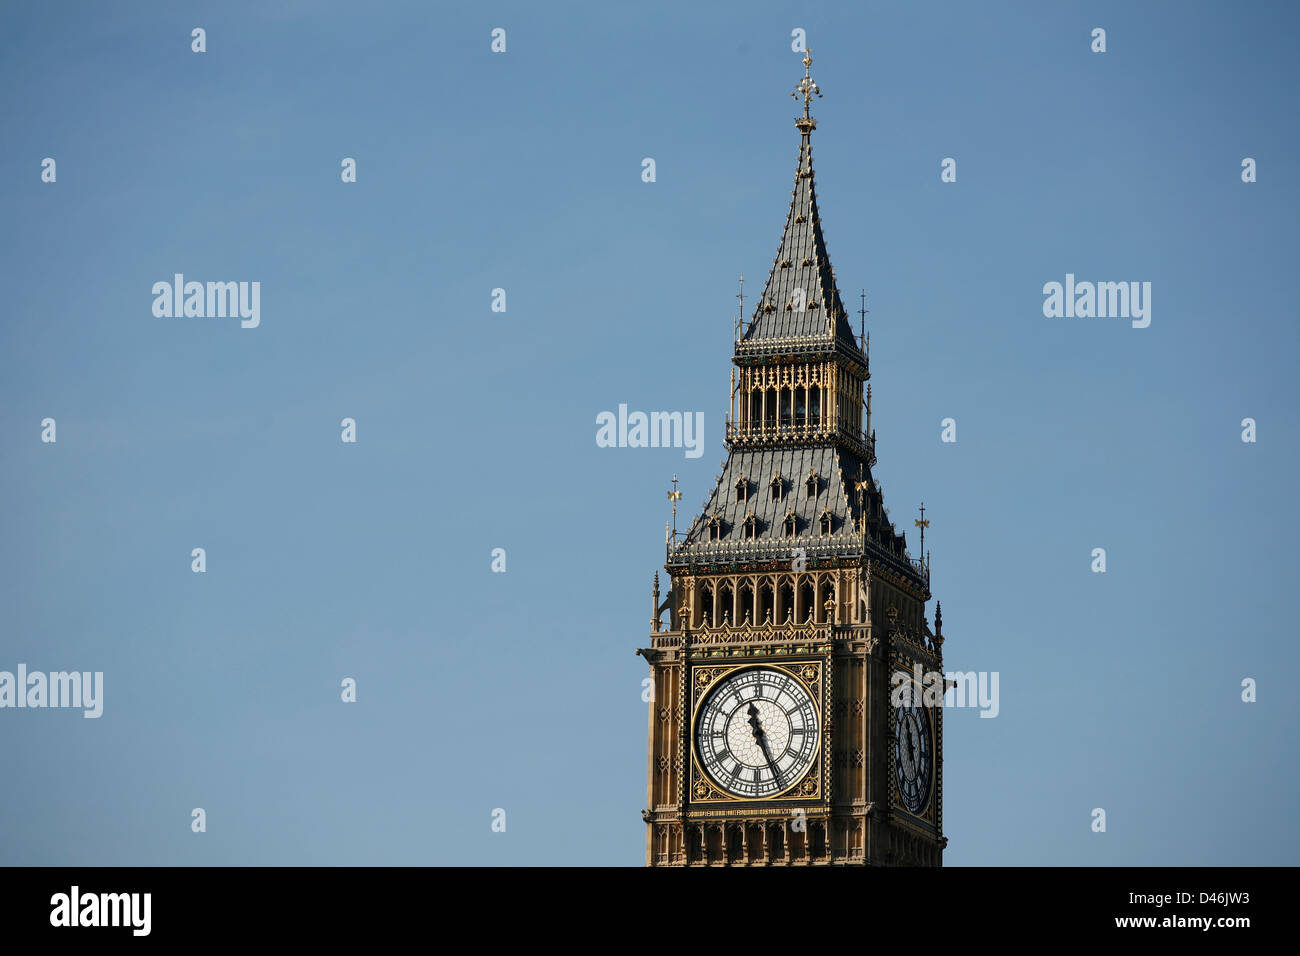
[{"x1": 719, "y1": 584, "x2": 734, "y2": 624}]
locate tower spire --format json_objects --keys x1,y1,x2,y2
[{"x1": 739, "y1": 50, "x2": 857, "y2": 353}]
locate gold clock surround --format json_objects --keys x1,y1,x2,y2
[{"x1": 687, "y1": 660, "x2": 828, "y2": 805}]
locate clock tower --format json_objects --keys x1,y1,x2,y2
[{"x1": 637, "y1": 53, "x2": 949, "y2": 866}]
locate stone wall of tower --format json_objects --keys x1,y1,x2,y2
[
  {"x1": 643, "y1": 554, "x2": 940, "y2": 867},
  {"x1": 645, "y1": 660, "x2": 682, "y2": 813}
]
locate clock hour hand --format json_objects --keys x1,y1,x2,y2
[{"x1": 746, "y1": 702, "x2": 765, "y2": 744}]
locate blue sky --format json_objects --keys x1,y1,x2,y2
[{"x1": 1, "y1": 0, "x2": 1297, "y2": 865}]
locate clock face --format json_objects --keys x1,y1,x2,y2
[
  {"x1": 694, "y1": 667, "x2": 819, "y2": 798},
  {"x1": 893, "y1": 683, "x2": 933, "y2": 814}
]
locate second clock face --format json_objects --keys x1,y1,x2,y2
[
  {"x1": 894, "y1": 688, "x2": 933, "y2": 814},
  {"x1": 695, "y1": 667, "x2": 819, "y2": 798}
]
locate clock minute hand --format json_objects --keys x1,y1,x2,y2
[
  {"x1": 747, "y1": 703, "x2": 783, "y2": 787},
  {"x1": 762, "y1": 739, "x2": 783, "y2": 789}
]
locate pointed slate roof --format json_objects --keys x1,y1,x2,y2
[{"x1": 741, "y1": 118, "x2": 859, "y2": 353}]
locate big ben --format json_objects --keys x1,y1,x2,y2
[{"x1": 637, "y1": 52, "x2": 948, "y2": 866}]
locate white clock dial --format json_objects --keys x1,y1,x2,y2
[{"x1": 694, "y1": 667, "x2": 819, "y2": 798}]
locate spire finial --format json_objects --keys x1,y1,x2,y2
[
  {"x1": 652, "y1": 572, "x2": 661, "y2": 633},
  {"x1": 667, "y1": 474, "x2": 683, "y2": 543},
  {"x1": 735, "y1": 274, "x2": 745, "y2": 342},
  {"x1": 859, "y1": 288, "x2": 869, "y2": 352},
  {"x1": 791, "y1": 48, "x2": 822, "y2": 127},
  {"x1": 914, "y1": 502, "x2": 929, "y2": 564}
]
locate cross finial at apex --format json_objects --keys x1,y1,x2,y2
[{"x1": 791, "y1": 48, "x2": 822, "y2": 122}]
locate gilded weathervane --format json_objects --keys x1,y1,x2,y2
[{"x1": 666, "y1": 474, "x2": 683, "y2": 545}]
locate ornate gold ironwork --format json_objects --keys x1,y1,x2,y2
[{"x1": 791, "y1": 50, "x2": 822, "y2": 121}]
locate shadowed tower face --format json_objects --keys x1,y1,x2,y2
[{"x1": 637, "y1": 52, "x2": 948, "y2": 867}]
